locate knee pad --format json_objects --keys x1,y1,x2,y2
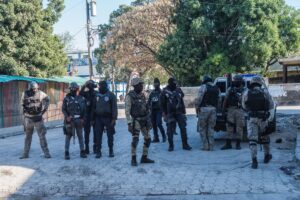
[
  {"x1": 132, "y1": 137, "x2": 139, "y2": 147},
  {"x1": 249, "y1": 140, "x2": 257, "y2": 147},
  {"x1": 144, "y1": 138, "x2": 151, "y2": 147}
]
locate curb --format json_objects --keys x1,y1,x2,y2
[{"x1": 0, "y1": 120, "x2": 63, "y2": 139}]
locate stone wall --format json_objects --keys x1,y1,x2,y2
[{"x1": 181, "y1": 84, "x2": 300, "y2": 107}]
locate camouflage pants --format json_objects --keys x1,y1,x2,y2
[
  {"x1": 226, "y1": 107, "x2": 245, "y2": 140},
  {"x1": 23, "y1": 117, "x2": 50, "y2": 156},
  {"x1": 197, "y1": 106, "x2": 216, "y2": 150},
  {"x1": 65, "y1": 119, "x2": 85, "y2": 152},
  {"x1": 131, "y1": 120, "x2": 151, "y2": 156},
  {"x1": 247, "y1": 117, "x2": 270, "y2": 159}
]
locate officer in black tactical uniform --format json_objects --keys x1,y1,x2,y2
[
  {"x1": 125, "y1": 78, "x2": 155, "y2": 166},
  {"x1": 80, "y1": 80, "x2": 97, "y2": 154},
  {"x1": 221, "y1": 75, "x2": 245, "y2": 150},
  {"x1": 91, "y1": 81, "x2": 118, "y2": 158},
  {"x1": 62, "y1": 82, "x2": 87, "y2": 160},
  {"x1": 20, "y1": 81, "x2": 51, "y2": 159},
  {"x1": 161, "y1": 77, "x2": 192, "y2": 151},
  {"x1": 148, "y1": 78, "x2": 166, "y2": 143}
]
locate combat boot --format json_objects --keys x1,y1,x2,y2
[
  {"x1": 236, "y1": 139, "x2": 241, "y2": 150},
  {"x1": 182, "y1": 143, "x2": 192, "y2": 151},
  {"x1": 140, "y1": 155, "x2": 155, "y2": 164},
  {"x1": 221, "y1": 139, "x2": 232, "y2": 150},
  {"x1": 96, "y1": 151, "x2": 102, "y2": 159},
  {"x1": 85, "y1": 145, "x2": 90, "y2": 154},
  {"x1": 152, "y1": 137, "x2": 160, "y2": 143},
  {"x1": 109, "y1": 148, "x2": 114, "y2": 158},
  {"x1": 264, "y1": 154, "x2": 272, "y2": 164},
  {"x1": 131, "y1": 156, "x2": 137, "y2": 166},
  {"x1": 251, "y1": 157, "x2": 258, "y2": 169},
  {"x1": 65, "y1": 151, "x2": 70, "y2": 160},
  {"x1": 168, "y1": 144, "x2": 174, "y2": 152},
  {"x1": 19, "y1": 154, "x2": 29, "y2": 159},
  {"x1": 44, "y1": 153, "x2": 51, "y2": 159},
  {"x1": 80, "y1": 150, "x2": 87, "y2": 158}
]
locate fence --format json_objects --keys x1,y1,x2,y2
[{"x1": 0, "y1": 76, "x2": 87, "y2": 128}]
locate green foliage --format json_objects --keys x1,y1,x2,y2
[
  {"x1": 0, "y1": 0, "x2": 67, "y2": 77},
  {"x1": 157, "y1": 0, "x2": 300, "y2": 85},
  {"x1": 57, "y1": 31, "x2": 74, "y2": 51}
]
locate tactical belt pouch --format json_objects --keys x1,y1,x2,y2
[{"x1": 29, "y1": 115, "x2": 43, "y2": 122}]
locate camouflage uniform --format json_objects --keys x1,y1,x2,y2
[
  {"x1": 196, "y1": 79, "x2": 220, "y2": 151},
  {"x1": 125, "y1": 77, "x2": 154, "y2": 166},
  {"x1": 224, "y1": 87, "x2": 245, "y2": 140},
  {"x1": 125, "y1": 90, "x2": 151, "y2": 157},
  {"x1": 20, "y1": 82, "x2": 51, "y2": 159},
  {"x1": 242, "y1": 76, "x2": 273, "y2": 168}
]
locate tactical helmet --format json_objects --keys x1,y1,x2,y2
[
  {"x1": 131, "y1": 77, "x2": 144, "y2": 86},
  {"x1": 69, "y1": 82, "x2": 80, "y2": 90},
  {"x1": 154, "y1": 78, "x2": 160, "y2": 84},
  {"x1": 86, "y1": 80, "x2": 97, "y2": 88},
  {"x1": 29, "y1": 81, "x2": 39, "y2": 89},
  {"x1": 250, "y1": 76, "x2": 263, "y2": 86},
  {"x1": 232, "y1": 75, "x2": 244, "y2": 86},
  {"x1": 202, "y1": 75, "x2": 213, "y2": 84}
]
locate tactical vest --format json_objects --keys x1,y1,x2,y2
[
  {"x1": 128, "y1": 91, "x2": 148, "y2": 118},
  {"x1": 150, "y1": 90, "x2": 161, "y2": 111},
  {"x1": 164, "y1": 88, "x2": 183, "y2": 113},
  {"x1": 95, "y1": 92, "x2": 113, "y2": 117},
  {"x1": 201, "y1": 84, "x2": 219, "y2": 107},
  {"x1": 23, "y1": 90, "x2": 43, "y2": 115},
  {"x1": 227, "y1": 87, "x2": 243, "y2": 107},
  {"x1": 245, "y1": 88, "x2": 269, "y2": 112},
  {"x1": 66, "y1": 95, "x2": 83, "y2": 116}
]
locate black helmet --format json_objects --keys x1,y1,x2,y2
[
  {"x1": 69, "y1": 82, "x2": 79, "y2": 90},
  {"x1": 232, "y1": 75, "x2": 244, "y2": 86},
  {"x1": 29, "y1": 81, "x2": 39, "y2": 90},
  {"x1": 250, "y1": 76, "x2": 263, "y2": 87},
  {"x1": 202, "y1": 75, "x2": 213, "y2": 84},
  {"x1": 86, "y1": 80, "x2": 97, "y2": 89}
]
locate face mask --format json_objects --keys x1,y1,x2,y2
[
  {"x1": 70, "y1": 90, "x2": 77, "y2": 96},
  {"x1": 134, "y1": 84, "x2": 143, "y2": 94},
  {"x1": 99, "y1": 87, "x2": 108, "y2": 94},
  {"x1": 154, "y1": 83, "x2": 160, "y2": 90}
]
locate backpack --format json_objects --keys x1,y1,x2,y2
[
  {"x1": 245, "y1": 88, "x2": 269, "y2": 111},
  {"x1": 201, "y1": 84, "x2": 219, "y2": 107},
  {"x1": 227, "y1": 87, "x2": 243, "y2": 107}
]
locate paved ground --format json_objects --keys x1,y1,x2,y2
[{"x1": 0, "y1": 114, "x2": 299, "y2": 200}]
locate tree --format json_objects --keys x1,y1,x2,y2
[
  {"x1": 0, "y1": 0, "x2": 67, "y2": 77},
  {"x1": 57, "y1": 31, "x2": 74, "y2": 52},
  {"x1": 95, "y1": 0, "x2": 177, "y2": 86},
  {"x1": 157, "y1": 0, "x2": 300, "y2": 85}
]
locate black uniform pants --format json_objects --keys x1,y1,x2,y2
[
  {"x1": 94, "y1": 116, "x2": 115, "y2": 152},
  {"x1": 151, "y1": 110, "x2": 166, "y2": 139},
  {"x1": 166, "y1": 113, "x2": 188, "y2": 146},
  {"x1": 84, "y1": 113, "x2": 96, "y2": 150}
]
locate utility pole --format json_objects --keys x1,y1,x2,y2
[{"x1": 86, "y1": 0, "x2": 97, "y2": 80}]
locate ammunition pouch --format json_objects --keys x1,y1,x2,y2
[{"x1": 249, "y1": 111, "x2": 268, "y2": 120}]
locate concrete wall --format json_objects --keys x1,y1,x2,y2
[{"x1": 181, "y1": 84, "x2": 300, "y2": 108}]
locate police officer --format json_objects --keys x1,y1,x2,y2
[
  {"x1": 80, "y1": 80, "x2": 97, "y2": 154},
  {"x1": 125, "y1": 77, "x2": 154, "y2": 166},
  {"x1": 195, "y1": 75, "x2": 220, "y2": 151},
  {"x1": 62, "y1": 82, "x2": 87, "y2": 160},
  {"x1": 91, "y1": 81, "x2": 118, "y2": 158},
  {"x1": 242, "y1": 76, "x2": 272, "y2": 169},
  {"x1": 148, "y1": 78, "x2": 166, "y2": 143},
  {"x1": 221, "y1": 75, "x2": 245, "y2": 150},
  {"x1": 20, "y1": 81, "x2": 51, "y2": 159},
  {"x1": 161, "y1": 77, "x2": 192, "y2": 151}
]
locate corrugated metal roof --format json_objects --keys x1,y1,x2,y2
[{"x1": 0, "y1": 75, "x2": 88, "y2": 85}]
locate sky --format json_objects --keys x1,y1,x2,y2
[{"x1": 44, "y1": 0, "x2": 300, "y2": 51}]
